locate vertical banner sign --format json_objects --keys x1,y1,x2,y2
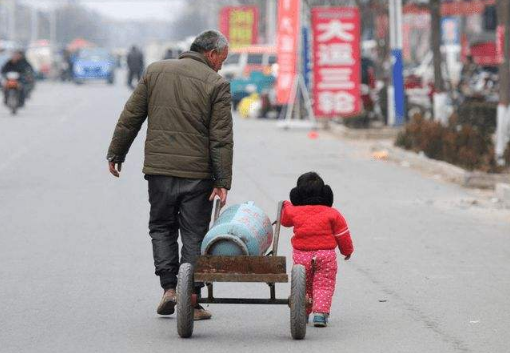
[
  {"x1": 219, "y1": 6, "x2": 259, "y2": 49},
  {"x1": 302, "y1": 26, "x2": 311, "y2": 89},
  {"x1": 312, "y1": 7, "x2": 361, "y2": 118},
  {"x1": 497, "y1": 25, "x2": 505, "y2": 64},
  {"x1": 276, "y1": 0, "x2": 300, "y2": 104}
]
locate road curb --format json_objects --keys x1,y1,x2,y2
[
  {"x1": 371, "y1": 142, "x2": 510, "y2": 189},
  {"x1": 327, "y1": 123, "x2": 510, "y2": 190},
  {"x1": 330, "y1": 124, "x2": 402, "y2": 140},
  {"x1": 496, "y1": 183, "x2": 510, "y2": 206}
]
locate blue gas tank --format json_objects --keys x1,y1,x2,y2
[{"x1": 201, "y1": 202, "x2": 273, "y2": 256}]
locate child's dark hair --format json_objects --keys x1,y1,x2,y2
[{"x1": 290, "y1": 172, "x2": 334, "y2": 207}]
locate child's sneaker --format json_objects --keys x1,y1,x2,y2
[{"x1": 313, "y1": 313, "x2": 328, "y2": 327}]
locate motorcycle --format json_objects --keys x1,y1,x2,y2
[{"x1": 3, "y1": 72, "x2": 23, "y2": 115}]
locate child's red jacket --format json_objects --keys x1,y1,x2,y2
[{"x1": 281, "y1": 201, "x2": 354, "y2": 256}]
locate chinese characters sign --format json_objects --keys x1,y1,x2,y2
[
  {"x1": 219, "y1": 6, "x2": 259, "y2": 49},
  {"x1": 312, "y1": 7, "x2": 361, "y2": 118},
  {"x1": 276, "y1": 0, "x2": 300, "y2": 104}
]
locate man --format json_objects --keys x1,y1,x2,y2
[
  {"x1": 126, "y1": 45, "x2": 145, "y2": 89},
  {"x1": 1, "y1": 50, "x2": 35, "y2": 107},
  {"x1": 458, "y1": 55, "x2": 479, "y2": 94},
  {"x1": 107, "y1": 30, "x2": 233, "y2": 320}
]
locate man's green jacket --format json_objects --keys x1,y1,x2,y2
[{"x1": 107, "y1": 51, "x2": 233, "y2": 189}]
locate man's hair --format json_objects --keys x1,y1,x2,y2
[{"x1": 190, "y1": 30, "x2": 229, "y2": 54}]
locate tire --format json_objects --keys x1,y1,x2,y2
[
  {"x1": 7, "y1": 90, "x2": 18, "y2": 116},
  {"x1": 290, "y1": 265, "x2": 307, "y2": 340},
  {"x1": 176, "y1": 263, "x2": 194, "y2": 338}
]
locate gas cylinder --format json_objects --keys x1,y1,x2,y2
[{"x1": 201, "y1": 202, "x2": 273, "y2": 256}]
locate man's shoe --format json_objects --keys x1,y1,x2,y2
[
  {"x1": 194, "y1": 305, "x2": 212, "y2": 320},
  {"x1": 313, "y1": 313, "x2": 328, "y2": 327},
  {"x1": 157, "y1": 289, "x2": 176, "y2": 315}
]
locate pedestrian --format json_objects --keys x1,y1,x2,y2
[
  {"x1": 107, "y1": 30, "x2": 233, "y2": 321},
  {"x1": 281, "y1": 172, "x2": 354, "y2": 327},
  {"x1": 126, "y1": 45, "x2": 145, "y2": 89},
  {"x1": 458, "y1": 55, "x2": 479, "y2": 94}
]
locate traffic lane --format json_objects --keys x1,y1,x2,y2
[
  {"x1": 231, "y1": 119, "x2": 510, "y2": 352},
  {"x1": 0, "y1": 81, "x2": 509, "y2": 352}
]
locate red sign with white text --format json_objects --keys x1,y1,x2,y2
[
  {"x1": 276, "y1": 0, "x2": 300, "y2": 104},
  {"x1": 219, "y1": 6, "x2": 259, "y2": 49},
  {"x1": 312, "y1": 7, "x2": 361, "y2": 118}
]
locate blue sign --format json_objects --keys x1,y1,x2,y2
[
  {"x1": 302, "y1": 26, "x2": 311, "y2": 89},
  {"x1": 442, "y1": 17, "x2": 461, "y2": 45},
  {"x1": 392, "y1": 48, "x2": 405, "y2": 126}
]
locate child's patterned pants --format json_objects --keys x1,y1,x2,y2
[{"x1": 292, "y1": 249, "x2": 338, "y2": 315}]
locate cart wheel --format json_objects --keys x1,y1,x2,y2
[
  {"x1": 177, "y1": 263, "x2": 194, "y2": 338},
  {"x1": 290, "y1": 265, "x2": 307, "y2": 340}
]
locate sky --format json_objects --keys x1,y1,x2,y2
[
  {"x1": 27, "y1": 0, "x2": 184, "y2": 21},
  {"x1": 84, "y1": 0, "x2": 183, "y2": 21}
]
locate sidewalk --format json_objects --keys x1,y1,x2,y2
[{"x1": 327, "y1": 123, "x2": 510, "y2": 207}]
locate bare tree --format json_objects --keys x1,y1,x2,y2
[
  {"x1": 429, "y1": 0, "x2": 449, "y2": 123},
  {"x1": 55, "y1": 4, "x2": 109, "y2": 46},
  {"x1": 430, "y1": 0, "x2": 445, "y2": 94}
]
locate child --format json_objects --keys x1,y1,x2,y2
[{"x1": 281, "y1": 172, "x2": 353, "y2": 327}]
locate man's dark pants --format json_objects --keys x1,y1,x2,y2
[
  {"x1": 146, "y1": 175, "x2": 213, "y2": 293},
  {"x1": 127, "y1": 69, "x2": 142, "y2": 88}
]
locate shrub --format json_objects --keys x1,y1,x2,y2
[
  {"x1": 343, "y1": 114, "x2": 370, "y2": 129},
  {"x1": 395, "y1": 114, "x2": 502, "y2": 172},
  {"x1": 457, "y1": 100, "x2": 497, "y2": 134}
]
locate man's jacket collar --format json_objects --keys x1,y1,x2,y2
[{"x1": 179, "y1": 51, "x2": 214, "y2": 70}]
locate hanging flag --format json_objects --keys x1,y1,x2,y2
[
  {"x1": 312, "y1": 7, "x2": 361, "y2": 118},
  {"x1": 276, "y1": 0, "x2": 300, "y2": 104}
]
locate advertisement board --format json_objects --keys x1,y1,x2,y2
[
  {"x1": 219, "y1": 6, "x2": 259, "y2": 49},
  {"x1": 312, "y1": 7, "x2": 361, "y2": 118}
]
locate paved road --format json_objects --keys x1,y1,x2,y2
[{"x1": 1, "y1": 80, "x2": 509, "y2": 353}]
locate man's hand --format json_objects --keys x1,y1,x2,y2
[
  {"x1": 344, "y1": 255, "x2": 351, "y2": 261},
  {"x1": 109, "y1": 161, "x2": 122, "y2": 178},
  {"x1": 209, "y1": 187, "x2": 228, "y2": 207}
]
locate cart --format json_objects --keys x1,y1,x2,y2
[{"x1": 176, "y1": 201, "x2": 307, "y2": 339}]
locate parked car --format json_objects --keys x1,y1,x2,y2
[
  {"x1": 230, "y1": 71, "x2": 276, "y2": 109},
  {"x1": 73, "y1": 48, "x2": 115, "y2": 84},
  {"x1": 220, "y1": 45, "x2": 276, "y2": 81},
  {"x1": 26, "y1": 40, "x2": 54, "y2": 79}
]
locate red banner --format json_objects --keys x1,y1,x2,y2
[
  {"x1": 219, "y1": 6, "x2": 259, "y2": 49},
  {"x1": 497, "y1": 25, "x2": 505, "y2": 65},
  {"x1": 312, "y1": 7, "x2": 361, "y2": 118},
  {"x1": 276, "y1": 0, "x2": 300, "y2": 104}
]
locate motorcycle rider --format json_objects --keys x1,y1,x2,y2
[{"x1": 1, "y1": 50, "x2": 35, "y2": 107}]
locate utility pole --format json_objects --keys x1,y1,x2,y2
[
  {"x1": 266, "y1": 0, "x2": 276, "y2": 45},
  {"x1": 8, "y1": 0, "x2": 15, "y2": 43},
  {"x1": 430, "y1": 0, "x2": 448, "y2": 124},
  {"x1": 496, "y1": 0, "x2": 510, "y2": 166},
  {"x1": 50, "y1": 6, "x2": 57, "y2": 47},
  {"x1": 388, "y1": 0, "x2": 405, "y2": 126},
  {"x1": 30, "y1": 6, "x2": 39, "y2": 44}
]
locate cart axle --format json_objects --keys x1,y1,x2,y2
[{"x1": 198, "y1": 298, "x2": 289, "y2": 305}]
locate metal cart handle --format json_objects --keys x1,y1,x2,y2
[
  {"x1": 213, "y1": 198, "x2": 222, "y2": 223},
  {"x1": 271, "y1": 201, "x2": 284, "y2": 256}
]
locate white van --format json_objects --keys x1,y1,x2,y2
[{"x1": 220, "y1": 46, "x2": 277, "y2": 81}]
